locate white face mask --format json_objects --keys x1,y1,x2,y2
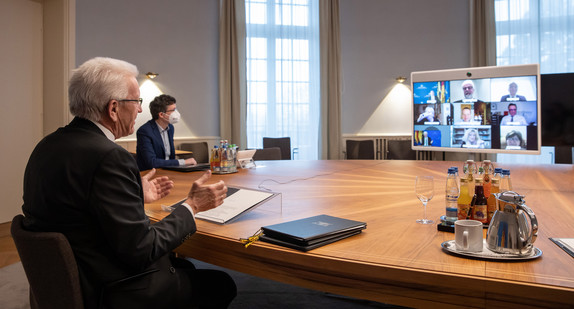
[{"x1": 167, "y1": 109, "x2": 181, "y2": 124}]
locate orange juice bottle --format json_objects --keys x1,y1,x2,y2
[
  {"x1": 486, "y1": 178, "x2": 500, "y2": 224},
  {"x1": 457, "y1": 178, "x2": 472, "y2": 220}
]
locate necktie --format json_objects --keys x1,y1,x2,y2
[{"x1": 511, "y1": 116, "x2": 514, "y2": 122}]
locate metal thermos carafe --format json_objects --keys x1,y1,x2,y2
[{"x1": 486, "y1": 191, "x2": 538, "y2": 255}]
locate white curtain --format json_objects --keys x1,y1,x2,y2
[
  {"x1": 495, "y1": 0, "x2": 574, "y2": 73},
  {"x1": 245, "y1": 0, "x2": 321, "y2": 160}
]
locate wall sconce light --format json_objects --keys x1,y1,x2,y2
[
  {"x1": 396, "y1": 76, "x2": 407, "y2": 83},
  {"x1": 146, "y1": 72, "x2": 159, "y2": 79}
]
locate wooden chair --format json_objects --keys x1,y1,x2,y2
[
  {"x1": 179, "y1": 142, "x2": 209, "y2": 163},
  {"x1": 11, "y1": 214, "x2": 84, "y2": 309}
]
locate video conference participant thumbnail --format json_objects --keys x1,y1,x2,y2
[
  {"x1": 499, "y1": 103, "x2": 527, "y2": 126},
  {"x1": 412, "y1": 81, "x2": 450, "y2": 104},
  {"x1": 414, "y1": 129, "x2": 442, "y2": 147},
  {"x1": 452, "y1": 79, "x2": 490, "y2": 103},
  {"x1": 414, "y1": 103, "x2": 454, "y2": 125},
  {"x1": 501, "y1": 127, "x2": 528, "y2": 150},
  {"x1": 454, "y1": 126, "x2": 492, "y2": 149}
]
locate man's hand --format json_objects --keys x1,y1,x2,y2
[
  {"x1": 184, "y1": 157, "x2": 197, "y2": 166},
  {"x1": 142, "y1": 168, "x2": 174, "y2": 203},
  {"x1": 185, "y1": 170, "x2": 227, "y2": 215}
]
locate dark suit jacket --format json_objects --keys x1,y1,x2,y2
[
  {"x1": 500, "y1": 94, "x2": 526, "y2": 102},
  {"x1": 22, "y1": 117, "x2": 197, "y2": 309},
  {"x1": 136, "y1": 119, "x2": 179, "y2": 171}
]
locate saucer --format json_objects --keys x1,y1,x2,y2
[{"x1": 441, "y1": 240, "x2": 542, "y2": 261}]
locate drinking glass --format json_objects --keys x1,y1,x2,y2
[{"x1": 415, "y1": 176, "x2": 434, "y2": 224}]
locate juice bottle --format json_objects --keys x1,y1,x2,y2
[
  {"x1": 486, "y1": 178, "x2": 500, "y2": 224},
  {"x1": 463, "y1": 160, "x2": 476, "y2": 197},
  {"x1": 457, "y1": 178, "x2": 472, "y2": 220},
  {"x1": 481, "y1": 161, "x2": 493, "y2": 197},
  {"x1": 472, "y1": 178, "x2": 488, "y2": 224}
]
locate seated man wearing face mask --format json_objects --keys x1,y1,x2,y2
[{"x1": 136, "y1": 94, "x2": 197, "y2": 171}]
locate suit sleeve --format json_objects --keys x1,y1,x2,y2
[
  {"x1": 136, "y1": 124, "x2": 180, "y2": 170},
  {"x1": 90, "y1": 147, "x2": 196, "y2": 271}
]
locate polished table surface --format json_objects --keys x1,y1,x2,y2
[{"x1": 145, "y1": 160, "x2": 574, "y2": 308}]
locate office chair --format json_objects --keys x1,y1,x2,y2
[
  {"x1": 386, "y1": 140, "x2": 416, "y2": 160},
  {"x1": 11, "y1": 214, "x2": 84, "y2": 309},
  {"x1": 263, "y1": 137, "x2": 294, "y2": 160},
  {"x1": 253, "y1": 147, "x2": 282, "y2": 161},
  {"x1": 179, "y1": 142, "x2": 209, "y2": 163},
  {"x1": 345, "y1": 140, "x2": 375, "y2": 160}
]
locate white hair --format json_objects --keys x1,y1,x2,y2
[
  {"x1": 69, "y1": 57, "x2": 139, "y2": 122},
  {"x1": 462, "y1": 80, "x2": 475, "y2": 88}
]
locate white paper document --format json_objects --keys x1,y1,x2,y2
[
  {"x1": 550, "y1": 237, "x2": 574, "y2": 258},
  {"x1": 194, "y1": 187, "x2": 275, "y2": 224}
]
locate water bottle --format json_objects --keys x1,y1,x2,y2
[
  {"x1": 445, "y1": 168, "x2": 459, "y2": 223},
  {"x1": 500, "y1": 169, "x2": 512, "y2": 192}
]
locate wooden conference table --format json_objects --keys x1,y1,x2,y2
[{"x1": 145, "y1": 160, "x2": 574, "y2": 308}]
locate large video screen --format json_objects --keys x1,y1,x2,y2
[{"x1": 411, "y1": 64, "x2": 541, "y2": 154}]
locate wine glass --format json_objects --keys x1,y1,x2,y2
[{"x1": 415, "y1": 176, "x2": 434, "y2": 224}]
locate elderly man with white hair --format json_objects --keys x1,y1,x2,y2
[{"x1": 21, "y1": 57, "x2": 237, "y2": 308}]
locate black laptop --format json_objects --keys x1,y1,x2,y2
[
  {"x1": 260, "y1": 214, "x2": 366, "y2": 251},
  {"x1": 162, "y1": 163, "x2": 211, "y2": 172}
]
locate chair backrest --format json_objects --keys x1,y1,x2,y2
[
  {"x1": 263, "y1": 137, "x2": 291, "y2": 160},
  {"x1": 179, "y1": 142, "x2": 209, "y2": 163},
  {"x1": 11, "y1": 215, "x2": 84, "y2": 309},
  {"x1": 345, "y1": 140, "x2": 375, "y2": 160},
  {"x1": 253, "y1": 147, "x2": 282, "y2": 161},
  {"x1": 386, "y1": 140, "x2": 416, "y2": 160}
]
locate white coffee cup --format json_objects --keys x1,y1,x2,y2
[{"x1": 455, "y1": 220, "x2": 483, "y2": 252}]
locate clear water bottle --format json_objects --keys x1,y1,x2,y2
[
  {"x1": 500, "y1": 169, "x2": 512, "y2": 192},
  {"x1": 445, "y1": 167, "x2": 459, "y2": 223}
]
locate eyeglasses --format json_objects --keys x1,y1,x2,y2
[
  {"x1": 165, "y1": 108, "x2": 177, "y2": 113},
  {"x1": 118, "y1": 98, "x2": 143, "y2": 106},
  {"x1": 508, "y1": 108, "x2": 517, "y2": 111}
]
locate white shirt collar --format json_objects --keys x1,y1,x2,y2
[
  {"x1": 91, "y1": 120, "x2": 115, "y2": 141},
  {"x1": 155, "y1": 121, "x2": 169, "y2": 133}
]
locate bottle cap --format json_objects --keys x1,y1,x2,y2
[{"x1": 502, "y1": 169, "x2": 510, "y2": 175}]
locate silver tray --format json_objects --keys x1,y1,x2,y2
[{"x1": 441, "y1": 240, "x2": 542, "y2": 261}]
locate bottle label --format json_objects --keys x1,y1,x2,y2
[
  {"x1": 457, "y1": 203, "x2": 470, "y2": 220},
  {"x1": 473, "y1": 204, "x2": 488, "y2": 223}
]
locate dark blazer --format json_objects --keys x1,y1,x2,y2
[
  {"x1": 500, "y1": 94, "x2": 526, "y2": 101},
  {"x1": 136, "y1": 119, "x2": 179, "y2": 171},
  {"x1": 22, "y1": 117, "x2": 197, "y2": 309}
]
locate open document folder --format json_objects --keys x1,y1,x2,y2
[{"x1": 166, "y1": 187, "x2": 279, "y2": 224}]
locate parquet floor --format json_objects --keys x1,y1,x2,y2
[{"x1": 0, "y1": 222, "x2": 20, "y2": 268}]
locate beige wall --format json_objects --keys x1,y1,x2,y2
[
  {"x1": 0, "y1": 0, "x2": 73, "y2": 223},
  {"x1": 0, "y1": 0, "x2": 43, "y2": 223}
]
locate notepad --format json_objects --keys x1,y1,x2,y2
[
  {"x1": 550, "y1": 238, "x2": 574, "y2": 258},
  {"x1": 193, "y1": 187, "x2": 277, "y2": 224}
]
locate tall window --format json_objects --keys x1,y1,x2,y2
[
  {"x1": 495, "y1": 0, "x2": 574, "y2": 74},
  {"x1": 245, "y1": 0, "x2": 320, "y2": 160}
]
